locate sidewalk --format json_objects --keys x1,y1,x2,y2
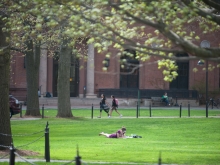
[{"x1": 0, "y1": 158, "x2": 163, "y2": 164}]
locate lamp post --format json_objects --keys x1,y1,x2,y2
[{"x1": 197, "y1": 60, "x2": 208, "y2": 118}]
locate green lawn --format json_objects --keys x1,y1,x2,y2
[{"x1": 5, "y1": 108, "x2": 220, "y2": 165}]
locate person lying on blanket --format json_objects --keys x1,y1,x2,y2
[{"x1": 99, "y1": 126, "x2": 126, "y2": 138}]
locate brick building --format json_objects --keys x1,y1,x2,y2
[{"x1": 9, "y1": 29, "x2": 220, "y2": 103}]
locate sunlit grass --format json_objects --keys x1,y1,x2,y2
[{"x1": 5, "y1": 108, "x2": 220, "y2": 165}]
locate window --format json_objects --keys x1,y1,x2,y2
[
  {"x1": 120, "y1": 49, "x2": 139, "y2": 89},
  {"x1": 170, "y1": 53, "x2": 189, "y2": 89}
]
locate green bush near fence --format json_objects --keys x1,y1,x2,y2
[{"x1": 3, "y1": 109, "x2": 220, "y2": 165}]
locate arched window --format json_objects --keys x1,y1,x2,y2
[
  {"x1": 170, "y1": 53, "x2": 189, "y2": 89},
  {"x1": 120, "y1": 49, "x2": 139, "y2": 89}
]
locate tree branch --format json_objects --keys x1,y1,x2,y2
[
  {"x1": 110, "y1": 1, "x2": 220, "y2": 59},
  {"x1": 182, "y1": 0, "x2": 220, "y2": 25},
  {"x1": 10, "y1": 47, "x2": 24, "y2": 53},
  {"x1": 202, "y1": 0, "x2": 220, "y2": 11}
]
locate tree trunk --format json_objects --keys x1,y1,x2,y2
[
  {"x1": 57, "y1": 42, "x2": 73, "y2": 117},
  {"x1": 0, "y1": 16, "x2": 12, "y2": 150},
  {"x1": 25, "y1": 41, "x2": 41, "y2": 116}
]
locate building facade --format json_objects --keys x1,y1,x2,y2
[{"x1": 9, "y1": 30, "x2": 220, "y2": 101}]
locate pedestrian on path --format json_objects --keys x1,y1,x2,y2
[
  {"x1": 108, "y1": 95, "x2": 122, "y2": 118},
  {"x1": 98, "y1": 94, "x2": 110, "y2": 118}
]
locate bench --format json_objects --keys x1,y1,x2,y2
[{"x1": 151, "y1": 97, "x2": 173, "y2": 107}]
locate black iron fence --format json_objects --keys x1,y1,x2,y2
[
  {"x1": 0, "y1": 122, "x2": 82, "y2": 165},
  {"x1": 99, "y1": 89, "x2": 198, "y2": 99}
]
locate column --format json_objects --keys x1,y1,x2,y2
[
  {"x1": 86, "y1": 44, "x2": 97, "y2": 98},
  {"x1": 39, "y1": 45, "x2": 47, "y2": 97}
]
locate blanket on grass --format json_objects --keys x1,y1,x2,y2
[{"x1": 126, "y1": 134, "x2": 142, "y2": 138}]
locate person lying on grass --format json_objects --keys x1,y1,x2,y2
[{"x1": 99, "y1": 127, "x2": 126, "y2": 138}]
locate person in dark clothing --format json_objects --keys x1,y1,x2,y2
[
  {"x1": 98, "y1": 94, "x2": 110, "y2": 118},
  {"x1": 108, "y1": 95, "x2": 122, "y2": 118},
  {"x1": 162, "y1": 92, "x2": 170, "y2": 106}
]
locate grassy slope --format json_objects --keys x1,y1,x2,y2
[{"x1": 8, "y1": 109, "x2": 220, "y2": 165}]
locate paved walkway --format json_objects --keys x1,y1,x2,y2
[{"x1": 0, "y1": 158, "x2": 175, "y2": 164}]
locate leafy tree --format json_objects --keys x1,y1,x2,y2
[
  {"x1": 24, "y1": 40, "x2": 41, "y2": 116},
  {"x1": 1, "y1": 0, "x2": 95, "y2": 118},
  {"x1": 1, "y1": 1, "x2": 83, "y2": 117},
  {"x1": 57, "y1": 39, "x2": 73, "y2": 117},
  {"x1": 6, "y1": 1, "x2": 50, "y2": 116},
  {"x1": 0, "y1": 11, "x2": 12, "y2": 149},
  {"x1": 2, "y1": 0, "x2": 220, "y2": 119},
  {"x1": 76, "y1": 0, "x2": 220, "y2": 81},
  {"x1": 34, "y1": 1, "x2": 95, "y2": 117}
]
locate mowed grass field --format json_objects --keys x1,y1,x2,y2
[{"x1": 6, "y1": 108, "x2": 220, "y2": 165}]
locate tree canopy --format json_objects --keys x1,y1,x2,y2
[
  {"x1": 71, "y1": 0, "x2": 220, "y2": 81},
  {"x1": 2, "y1": 0, "x2": 220, "y2": 82}
]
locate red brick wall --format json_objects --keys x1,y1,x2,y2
[
  {"x1": 9, "y1": 53, "x2": 27, "y2": 100},
  {"x1": 9, "y1": 24, "x2": 220, "y2": 99}
]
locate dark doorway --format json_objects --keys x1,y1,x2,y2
[
  {"x1": 70, "y1": 55, "x2": 79, "y2": 97},
  {"x1": 53, "y1": 54, "x2": 79, "y2": 97},
  {"x1": 52, "y1": 55, "x2": 58, "y2": 97},
  {"x1": 170, "y1": 53, "x2": 189, "y2": 89},
  {"x1": 120, "y1": 49, "x2": 139, "y2": 89}
]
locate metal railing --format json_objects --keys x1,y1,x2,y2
[
  {"x1": 0, "y1": 122, "x2": 83, "y2": 165},
  {"x1": 99, "y1": 89, "x2": 198, "y2": 99}
]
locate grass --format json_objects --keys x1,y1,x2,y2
[{"x1": 2, "y1": 108, "x2": 220, "y2": 165}]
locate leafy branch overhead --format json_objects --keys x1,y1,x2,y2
[
  {"x1": 83, "y1": 0, "x2": 220, "y2": 81},
  {"x1": 1, "y1": 0, "x2": 220, "y2": 82}
]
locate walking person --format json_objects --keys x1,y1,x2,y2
[
  {"x1": 108, "y1": 95, "x2": 122, "y2": 118},
  {"x1": 98, "y1": 94, "x2": 110, "y2": 118}
]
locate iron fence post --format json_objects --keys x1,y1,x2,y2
[
  {"x1": 179, "y1": 103, "x2": 182, "y2": 118},
  {"x1": 42, "y1": 104, "x2": 44, "y2": 119},
  {"x1": 139, "y1": 106, "x2": 140, "y2": 117},
  {"x1": 205, "y1": 61, "x2": 208, "y2": 118},
  {"x1": 20, "y1": 103, "x2": 22, "y2": 118},
  {"x1": 188, "y1": 102, "x2": 190, "y2": 117},
  {"x1": 149, "y1": 103, "x2": 152, "y2": 117},
  {"x1": 9, "y1": 143, "x2": 15, "y2": 165},
  {"x1": 158, "y1": 151, "x2": 162, "y2": 165},
  {"x1": 75, "y1": 145, "x2": 81, "y2": 165},
  {"x1": 211, "y1": 98, "x2": 214, "y2": 109},
  {"x1": 174, "y1": 96, "x2": 179, "y2": 106},
  {"x1": 136, "y1": 102, "x2": 138, "y2": 118},
  {"x1": 138, "y1": 90, "x2": 140, "y2": 117},
  {"x1": 45, "y1": 121, "x2": 50, "y2": 162},
  {"x1": 206, "y1": 101, "x2": 208, "y2": 118},
  {"x1": 91, "y1": 104, "x2": 94, "y2": 119}
]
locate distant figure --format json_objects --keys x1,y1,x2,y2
[
  {"x1": 162, "y1": 92, "x2": 170, "y2": 106},
  {"x1": 98, "y1": 94, "x2": 109, "y2": 118},
  {"x1": 38, "y1": 89, "x2": 41, "y2": 97},
  {"x1": 99, "y1": 126, "x2": 126, "y2": 138},
  {"x1": 46, "y1": 92, "x2": 52, "y2": 98},
  {"x1": 108, "y1": 95, "x2": 122, "y2": 118}
]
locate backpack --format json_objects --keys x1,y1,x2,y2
[{"x1": 115, "y1": 99, "x2": 119, "y2": 106}]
